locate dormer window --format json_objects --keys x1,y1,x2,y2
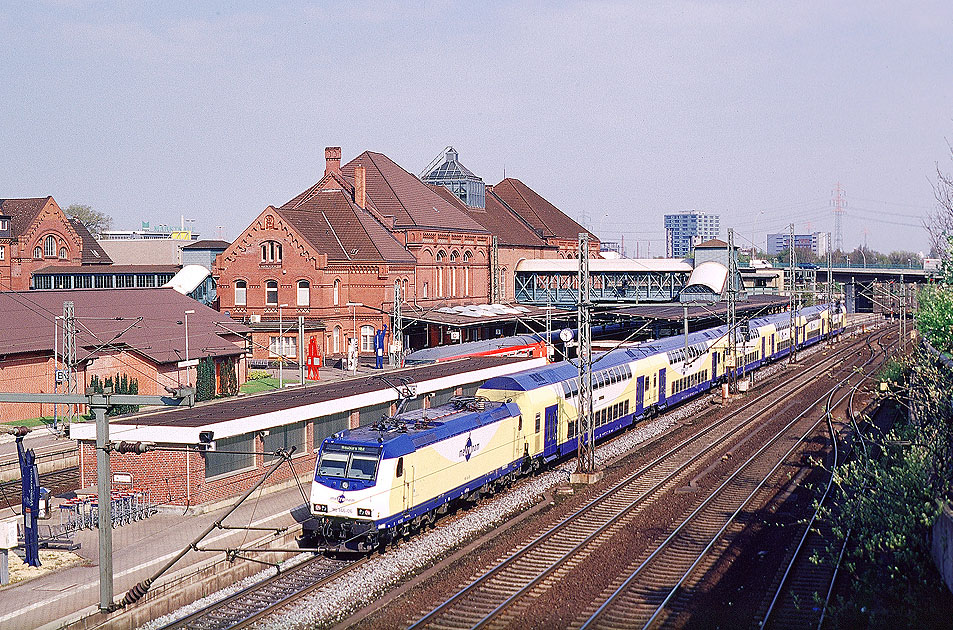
[{"x1": 261, "y1": 241, "x2": 282, "y2": 263}]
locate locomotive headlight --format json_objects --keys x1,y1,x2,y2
[
  {"x1": 357, "y1": 508, "x2": 372, "y2": 517},
  {"x1": 314, "y1": 503, "x2": 328, "y2": 513}
]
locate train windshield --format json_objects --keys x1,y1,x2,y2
[{"x1": 318, "y1": 444, "x2": 381, "y2": 481}]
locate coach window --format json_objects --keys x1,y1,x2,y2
[
  {"x1": 297, "y1": 280, "x2": 310, "y2": 306},
  {"x1": 535, "y1": 412, "x2": 541, "y2": 433},
  {"x1": 265, "y1": 280, "x2": 278, "y2": 306},
  {"x1": 396, "y1": 457, "x2": 404, "y2": 478},
  {"x1": 234, "y1": 280, "x2": 247, "y2": 305}
]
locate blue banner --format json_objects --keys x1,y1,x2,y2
[{"x1": 16, "y1": 437, "x2": 40, "y2": 567}]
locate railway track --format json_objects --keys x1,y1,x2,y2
[
  {"x1": 757, "y1": 335, "x2": 890, "y2": 630},
  {"x1": 576, "y1": 330, "x2": 890, "y2": 629},
  {"x1": 0, "y1": 465, "x2": 79, "y2": 509},
  {"x1": 158, "y1": 554, "x2": 361, "y2": 630},
  {"x1": 406, "y1": 329, "x2": 886, "y2": 630}
]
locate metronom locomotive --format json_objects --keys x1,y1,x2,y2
[{"x1": 305, "y1": 303, "x2": 845, "y2": 551}]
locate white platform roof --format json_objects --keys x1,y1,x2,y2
[
  {"x1": 516, "y1": 258, "x2": 694, "y2": 273},
  {"x1": 162, "y1": 264, "x2": 211, "y2": 294},
  {"x1": 684, "y1": 261, "x2": 729, "y2": 294}
]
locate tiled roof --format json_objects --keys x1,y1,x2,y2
[
  {"x1": 277, "y1": 187, "x2": 416, "y2": 265},
  {"x1": 0, "y1": 197, "x2": 50, "y2": 237},
  {"x1": 34, "y1": 264, "x2": 180, "y2": 274},
  {"x1": 342, "y1": 151, "x2": 488, "y2": 233},
  {"x1": 69, "y1": 218, "x2": 113, "y2": 264},
  {"x1": 492, "y1": 178, "x2": 593, "y2": 241},
  {"x1": 0, "y1": 288, "x2": 248, "y2": 364},
  {"x1": 429, "y1": 185, "x2": 551, "y2": 249},
  {"x1": 695, "y1": 238, "x2": 729, "y2": 248}
]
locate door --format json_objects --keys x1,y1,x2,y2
[
  {"x1": 544, "y1": 404, "x2": 558, "y2": 458},
  {"x1": 712, "y1": 352, "x2": 718, "y2": 381},
  {"x1": 402, "y1": 463, "x2": 414, "y2": 514},
  {"x1": 771, "y1": 335, "x2": 775, "y2": 356},
  {"x1": 658, "y1": 369, "x2": 667, "y2": 406},
  {"x1": 636, "y1": 376, "x2": 645, "y2": 415},
  {"x1": 761, "y1": 337, "x2": 765, "y2": 361}
]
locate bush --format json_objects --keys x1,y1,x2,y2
[
  {"x1": 916, "y1": 284, "x2": 953, "y2": 353},
  {"x1": 248, "y1": 370, "x2": 270, "y2": 381}
]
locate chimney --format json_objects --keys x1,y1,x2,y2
[
  {"x1": 325, "y1": 146, "x2": 342, "y2": 176},
  {"x1": 354, "y1": 164, "x2": 366, "y2": 208}
]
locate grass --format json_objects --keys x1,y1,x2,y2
[
  {"x1": 240, "y1": 376, "x2": 299, "y2": 395},
  {"x1": 1, "y1": 416, "x2": 58, "y2": 429}
]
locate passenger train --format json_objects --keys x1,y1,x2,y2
[{"x1": 305, "y1": 303, "x2": 845, "y2": 550}]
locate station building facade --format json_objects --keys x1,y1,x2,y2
[{"x1": 215, "y1": 147, "x2": 598, "y2": 362}]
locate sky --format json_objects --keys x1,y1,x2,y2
[{"x1": 2, "y1": 1, "x2": 951, "y2": 256}]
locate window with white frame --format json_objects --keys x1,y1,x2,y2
[
  {"x1": 234, "y1": 279, "x2": 247, "y2": 305},
  {"x1": 297, "y1": 280, "x2": 310, "y2": 306},
  {"x1": 59, "y1": 247, "x2": 67, "y2": 259},
  {"x1": 422, "y1": 281, "x2": 429, "y2": 299},
  {"x1": 0, "y1": 246, "x2": 5, "y2": 261},
  {"x1": 33, "y1": 246, "x2": 41, "y2": 259},
  {"x1": 265, "y1": 280, "x2": 278, "y2": 305},
  {"x1": 332, "y1": 326, "x2": 342, "y2": 353},
  {"x1": 269, "y1": 336, "x2": 297, "y2": 358},
  {"x1": 333, "y1": 279, "x2": 340, "y2": 305},
  {"x1": 360, "y1": 325, "x2": 375, "y2": 352},
  {"x1": 44, "y1": 235, "x2": 56, "y2": 258}
]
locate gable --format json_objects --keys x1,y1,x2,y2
[{"x1": 220, "y1": 206, "x2": 322, "y2": 268}]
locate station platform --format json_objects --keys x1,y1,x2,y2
[{"x1": 0, "y1": 474, "x2": 307, "y2": 629}]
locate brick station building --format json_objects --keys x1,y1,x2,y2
[{"x1": 215, "y1": 147, "x2": 598, "y2": 363}]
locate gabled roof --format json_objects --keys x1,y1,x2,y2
[
  {"x1": 69, "y1": 218, "x2": 113, "y2": 264},
  {"x1": 491, "y1": 178, "x2": 593, "y2": 241},
  {"x1": 695, "y1": 238, "x2": 729, "y2": 249},
  {"x1": 0, "y1": 197, "x2": 51, "y2": 237},
  {"x1": 277, "y1": 187, "x2": 415, "y2": 264},
  {"x1": 342, "y1": 151, "x2": 487, "y2": 233},
  {"x1": 0, "y1": 288, "x2": 248, "y2": 364},
  {"x1": 429, "y1": 185, "x2": 550, "y2": 249},
  {"x1": 183, "y1": 239, "x2": 231, "y2": 250}
]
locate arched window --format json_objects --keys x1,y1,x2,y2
[
  {"x1": 59, "y1": 247, "x2": 68, "y2": 259},
  {"x1": 436, "y1": 250, "x2": 446, "y2": 297},
  {"x1": 360, "y1": 325, "x2": 375, "y2": 353},
  {"x1": 33, "y1": 246, "x2": 42, "y2": 259},
  {"x1": 463, "y1": 251, "x2": 472, "y2": 296},
  {"x1": 333, "y1": 279, "x2": 340, "y2": 306},
  {"x1": 265, "y1": 280, "x2": 278, "y2": 305},
  {"x1": 260, "y1": 241, "x2": 282, "y2": 263},
  {"x1": 234, "y1": 280, "x2": 247, "y2": 306},
  {"x1": 450, "y1": 251, "x2": 459, "y2": 296},
  {"x1": 297, "y1": 280, "x2": 310, "y2": 306},
  {"x1": 44, "y1": 235, "x2": 56, "y2": 257},
  {"x1": 333, "y1": 326, "x2": 342, "y2": 354}
]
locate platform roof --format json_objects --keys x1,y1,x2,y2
[
  {"x1": 610, "y1": 294, "x2": 790, "y2": 322},
  {"x1": 516, "y1": 258, "x2": 694, "y2": 273}
]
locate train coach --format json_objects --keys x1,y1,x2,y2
[{"x1": 306, "y1": 303, "x2": 845, "y2": 551}]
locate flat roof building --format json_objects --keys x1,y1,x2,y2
[{"x1": 664, "y1": 211, "x2": 720, "y2": 258}]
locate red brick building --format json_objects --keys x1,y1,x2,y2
[
  {"x1": 0, "y1": 196, "x2": 111, "y2": 291},
  {"x1": 0, "y1": 288, "x2": 248, "y2": 422},
  {"x1": 215, "y1": 148, "x2": 492, "y2": 361}
]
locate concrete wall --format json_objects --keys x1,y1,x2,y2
[
  {"x1": 932, "y1": 501, "x2": 953, "y2": 595},
  {"x1": 97, "y1": 239, "x2": 185, "y2": 265}
]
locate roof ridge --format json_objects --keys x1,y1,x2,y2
[
  {"x1": 320, "y1": 210, "x2": 350, "y2": 260},
  {"x1": 364, "y1": 152, "x2": 411, "y2": 225}
]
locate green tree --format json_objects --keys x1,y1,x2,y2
[
  {"x1": 65, "y1": 203, "x2": 112, "y2": 238},
  {"x1": 196, "y1": 357, "x2": 216, "y2": 402}
]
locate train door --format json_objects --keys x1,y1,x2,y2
[
  {"x1": 712, "y1": 352, "x2": 718, "y2": 381},
  {"x1": 636, "y1": 376, "x2": 645, "y2": 415},
  {"x1": 544, "y1": 404, "x2": 558, "y2": 458},
  {"x1": 761, "y1": 337, "x2": 765, "y2": 361},
  {"x1": 658, "y1": 369, "x2": 667, "y2": 406},
  {"x1": 402, "y1": 462, "x2": 414, "y2": 514},
  {"x1": 771, "y1": 335, "x2": 775, "y2": 356}
]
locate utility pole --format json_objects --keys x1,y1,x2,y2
[
  {"x1": 63, "y1": 302, "x2": 77, "y2": 431},
  {"x1": 727, "y1": 229, "x2": 737, "y2": 393},
  {"x1": 0, "y1": 387, "x2": 194, "y2": 612},
  {"x1": 490, "y1": 236, "x2": 500, "y2": 303},
  {"x1": 832, "y1": 183, "x2": 846, "y2": 252},
  {"x1": 574, "y1": 233, "x2": 597, "y2": 478},
  {"x1": 827, "y1": 234, "x2": 834, "y2": 345},
  {"x1": 789, "y1": 223, "x2": 797, "y2": 363},
  {"x1": 393, "y1": 280, "x2": 403, "y2": 367},
  {"x1": 297, "y1": 316, "x2": 305, "y2": 385}
]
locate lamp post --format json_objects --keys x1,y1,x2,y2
[
  {"x1": 278, "y1": 304, "x2": 288, "y2": 388},
  {"x1": 346, "y1": 302, "x2": 363, "y2": 374}
]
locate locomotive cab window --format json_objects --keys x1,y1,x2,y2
[
  {"x1": 396, "y1": 457, "x2": 404, "y2": 478},
  {"x1": 317, "y1": 444, "x2": 381, "y2": 481}
]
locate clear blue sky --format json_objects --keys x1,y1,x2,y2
[{"x1": 2, "y1": 1, "x2": 951, "y2": 255}]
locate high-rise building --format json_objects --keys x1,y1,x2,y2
[
  {"x1": 664, "y1": 211, "x2": 720, "y2": 258},
  {"x1": 766, "y1": 232, "x2": 829, "y2": 257}
]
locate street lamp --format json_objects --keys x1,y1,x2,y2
[
  {"x1": 184, "y1": 310, "x2": 195, "y2": 363},
  {"x1": 278, "y1": 304, "x2": 289, "y2": 388},
  {"x1": 346, "y1": 302, "x2": 363, "y2": 374},
  {"x1": 861, "y1": 249, "x2": 866, "y2": 268}
]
